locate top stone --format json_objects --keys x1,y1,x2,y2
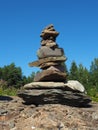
[{"x1": 40, "y1": 24, "x2": 59, "y2": 39}]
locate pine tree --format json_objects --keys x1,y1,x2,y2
[
  {"x1": 68, "y1": 61, "x2": 78, "y2": 80},
  {"x1": 89, "y1": 58, "x2": 98, "y2": 91},
  {"x1": 1, "y1": 63, "x2": 23, "y2": 88},
  {"x1": 77, "y1": 64, "x2": 89, "y2": 90}
]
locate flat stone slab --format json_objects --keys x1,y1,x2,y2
[
  {"x1": 24, "y1": 80, "x2": 85, "y2": 93},
  {"x1": 40, "y1": 30, "x2": 59, "y2": 38},
  {"x1": 18, "y1": 88, "x2": 91, "y2": 107},
  {"x1": 18, "y1": 80, "x2": 90, "y2": 107},
  {"x1": 34, "y1": 69, "x2": 67, "y2": 82},
  {"x1": 29, "y1": 56, "x2": 66, "y2": 67},
  {"x1": 24, "y1": 82, "x2": 65, "y2": 89},
  {"x1": 39, "y1": 62, "x2": 60, "y2": 69},
  {"x1": 37, "y1": 46, "x2": 64, "y2": 59}
]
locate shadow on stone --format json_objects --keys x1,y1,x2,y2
[
  {"x1": 18, "y1": 88, "x2": 92, "y2": 108},
  {"x1": 0, "y1": 96, "x2": 13, "y2": 101}
]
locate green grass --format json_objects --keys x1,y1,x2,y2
[
  {"x1": 91, "y1": 96, "x2": 98, "y2": 102},
  {"x1": 87, "y1": 88, "x2": 98, "y2": 102},
  {"x1": 0, "y1": 87, "x2": 18, "y2": 96}
]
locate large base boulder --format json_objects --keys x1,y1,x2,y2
[
  {"x1": 18, "y1": 81, "x2": 91, "y2": 107},
  {"x1": 18, "y1": 88, "x2": 91, "y2": 107}
]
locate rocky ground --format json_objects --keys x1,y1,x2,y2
[{"x1": 0, "y1": 96, "x2": 98, "y2": 130}]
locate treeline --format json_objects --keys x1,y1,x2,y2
[
  {"x1": 0, "y1": 63, "x2": 35, "y2": 88},
  {"x1": 68, "y1": 58, "x2": 98, "y2": 101},
  {"x1": 0, "y1": 58, "x2": 98, "y2": 101}
]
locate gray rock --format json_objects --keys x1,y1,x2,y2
[
  {"x1": 46, "y1": 42, "x2": 57, "y2": 47},
  {"x1": 29, "y1": 56, "x2": 66, "y2": 67},
  {"x1": 18, "y1": 80, "x2": 91, "y2": 107},
  {"x1": 34, "y1": 69, "x2": 67, "y2": 82},
  {"x1": 92, "y1": 112, "x2": 98, "y2": 120},
  {"x1": 24, "y1": 81, "x2": 85, "y2": 93},
  {"x1": 24, "y1": 80, "x2": 86, "y2": 93},
  {"x1": 18, "y1": 88, "x2": 91, "y2": 107},
  {"x1": 24, "y1": 82, "x2": 65, "y2": 89},
  {"x1": 0, "y1": 109, "x2": 8, "y2": 115},
  {"x1": 40, "y1": 24, "x2": 59, "y2": 39},
  {"x1": 47, "y1": 65, "x2": 66, "y2": 72},
  {"x1": 39, "y1": 62, "x2": 60, "y2": 69},
  {"x1": 41, "y1": 39, "x2": 57, "y2": 47},
  {"x1": 37, "y1": 46, "x2": 64, "y2": 59},
  {"x1": 64, "y1": 80, "x2": 85, "y2": 93},
  {"x1": 9, "y1": 121, "x2": 15, "y2": 129}
]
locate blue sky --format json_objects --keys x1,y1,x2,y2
[{"x1": 0, "y1": 0, "x2": 98, "y2": 76}]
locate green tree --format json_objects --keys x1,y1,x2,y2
[
  {"x1": 22, "y1": 72, "x2": 36, "y2": 85},
  {"x1": 27, "y1": 72, "x2": 36, "y2": 83},
  {"x1": 1, "y1": 63, "x2": 23, "y2": 88},
  {"x1": 68, "y1": 61, "x2": 78, "y2": 80},
  {"x1": 0, "y1": 67, "x2": 2, "y2": 79},
  {"x1": 89, "y1": 58, "x2": 98, "y2": 90},
  {"x1": 77, "y1": 64, "x2": 89, "y2": 90}
]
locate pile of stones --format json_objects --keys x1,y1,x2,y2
[
  {"x1": 18, "y1": 24, "x2": 91, "y2": 107},
  {"x1": 29, "y1": 24, "x2": 67, "y2": 82}
]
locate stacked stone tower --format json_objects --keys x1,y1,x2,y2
[
  {"x1": 29, "y1": 24, "x2": 67, "y2": 82},
  {"x1": 18, "y1": 24, "x2": 91, "y2": 106}
]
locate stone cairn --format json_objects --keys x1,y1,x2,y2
[
  {"x1": 18, "y1": 24, "x2": 91, "y2": 107},
  {"x1": 29, "y1": 24, "x2": 67, "y2": 82}
]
